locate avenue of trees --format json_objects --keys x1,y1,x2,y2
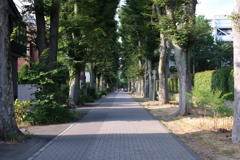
[
  {"x1": 0, "y1": 0, "x2": 120, "y2": 140},
  {"x1": 118, "y1": 0, "x2": 237, "y2": 143},
  {"x1": 1, "y1": 0, "x2": 240, "y2": 144}
]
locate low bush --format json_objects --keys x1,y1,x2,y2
[
  {"x1": 187, "y1": 88, "x2": 233, "y2": 116},
  {"x1": 87, "y1": 87, "x2": 97, "y2": 99},
  {"x1": 14, "y1": 100, "x2": 31, "y2": 124},
  {"x1": 222, "y1": 92, "x2": 234, "y2": 101},
  {"x1": 28, "y1": 100, "x2": 74, "y2": 125},
  {"x1": 81, "y1": 95, "x2": 94, "y2": 104},
  {"x1": 97, "y1": 90, "x2": 107, "y2": 98}
]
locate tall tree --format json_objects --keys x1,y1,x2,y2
[
  {"x1": 232, "y1": 0, "x2": 240, "y2": 144},
  {"x1": 152, "y1": 3, "x2": 171, "y2": 104},
  {"x1": 59, "y1": 0, "x2": 119, "y2": 104},
  {"x1": 0, "y1": 0, "x2": 23, "y2": 140},
  {"x1": 33, "y1": 0, "x2": 60, "y2": 70},
  {"x1": 154, "y1": 0, "x2": 197, "y2": 116},
  {"x1": 119, "y1": 0, "x2": 158, "y2": 98}
]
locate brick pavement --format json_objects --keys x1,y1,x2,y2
[{"x1": 28, "y1": 92, "x2": 202, "y2": 160}]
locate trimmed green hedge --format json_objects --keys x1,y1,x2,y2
[
  {"x1": 168, "y1": 66, "x2": 234, "y2": 99},
  {"x1": 194, "y1": 70, "x2": 214, "y2": 93},
  {"x1": 168, "y1": 77, "x2": 179, "y2": 93}
]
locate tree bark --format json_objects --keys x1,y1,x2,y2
[
  {"x1": 48, "y1": 0, "x2": 60, "y2": 70},
  {"x1": 232, "y1": 0, "x2": 240, "y2": 143},
  {"x1": 99, "y1": 74, "x2": 104, "y2": 91},
  {"x1": 143, "y1": 58, "x2": 149, "y2": 98},
  {"x1": 148, "y1": 60, "x2": 153, "y2": 100},
  {"x1": 34, "y1": 0, "x2": 48, "y2": 56},
  {"x1": 89, "y1": 62, "x2": 96, "y2": 89},
  {"x1": 69, "y1": 70, "x2": 80, "y2": 107},
  {"x1": 164, "y1": 0, "x2": 196, "y2": 116},
  {"x1": 172, "y1": 43, "x2": 192, "y2": 116},
  {"x1": 128, "y1": 82, "x2": 131, "y2": 92},
  {"x1": 158, "y1": 34, "x2": 170, "y2": 104},
  {"x1": 0, "y1": 0, "x2": 23, "y2": 140}
]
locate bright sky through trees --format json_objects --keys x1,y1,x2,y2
[{"x1": 196, "y1": 0, "x2": 234, "y2": 18}]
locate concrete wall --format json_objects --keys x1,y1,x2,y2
[{"x1": 18, "y1": 84, "x2": 37, "y2": 101}]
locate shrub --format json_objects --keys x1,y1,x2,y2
[
  {"x1": 81, "y1": 95, "x2": 94, "y2": 104},
  {"x1": 14, "y1": 100, "x2": 31, "y2": 124},
  {"x1": 17, "y1": 60, "x2": 73, "y2": 125},
  {"x1": 222, "y1": 92, "x2": 234, "y2": 101},
  {"x1": 18, "y1": 63, "x2": 30, "y2": 84},
  {"x1": 185, "y1": 67, "x2": 234, "y2": 101},
  {"x1": 188, "y1": 88, "x2": 233, "y2": 116},
  {"x1": 87, "y1": 87, "x2": 97, "y2": 99},
  {"x1": 194, "y1": 70, "x2": 213, "y2": 93},
  {"x1": 97, "y1": 90, "x2": 107, "y2": 98},
  {"x1": 104, "y1": 87, "x2": 111, "y2": 93},
  {"x1": 211, "y1": 66, "x2": 233, "y2": 96},
  {"x1": 28, "y1": 99, "x2": 74, "y2": 125}
]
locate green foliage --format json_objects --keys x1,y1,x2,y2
[
  {"x1": 152, "y1": 0, "x2": 196, "y2": 48},
  {"x1": 168, "y1": 77, "x2": 179, "y2": 93},
  {"x1": 192, "y1": 36, "x2": 233, "y2": 72},
  {"x1": 228, "y1": 69, "x2": 234, "y2": 94},
  {"x1": 17, "y1": 60, "x2": 74, "y2": 125},
  {"x1": 211, "y1": 67, "x2": 233, "y2": 95},
  {"x1": 81, "y1": 95, "x2": 94, "y2": 104},
  {"x1": 169, "y1": 67, "x2": 234, "y2": 101},
  {"x1": 97, "y1": 90, "x2": 107, "y2": 98},
  {"x1": 222, "y1": 92, "x2": 234, "y2": 101},
  {"x1": 194, "y1": 71, "x2": 213, "y2": 93},
  {"x1": 119, "y1": 0, "x2": 159, "y2": 84},
  {"x1": 18, "y1": 63, "x2": 30, "y2": 84},
  {"x1": 59, "y1": 0, "x2": 120, "y2": 89},
  {"x1": 29, "y1": 100, "x2": 74, "y2": 125},
  {"x1": 87, "y1": 86, "x2": 97, "y2": 99},
  {"x1": 14, "y1": 100, "x2": 31, "y2": 124},
  {"x1": 193, "y1": 67, "x2": 233, "y2": 99},
  {"x1": 187, "y1": 88, "x2": 233, "y2": 116},
  {"x1": 104, "y1": 87, "x2": 111, "y2": 93}
]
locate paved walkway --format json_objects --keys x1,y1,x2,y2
[{"x1": 28, "y1": 92, "x2": 202, "y2": 160}]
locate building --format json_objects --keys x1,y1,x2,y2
[
  {"x1": 211, "y1": 15, "x2": 233, "y2": 42},
  {"x1": 18, "y1": 27, "x2": 39, "y2": 71},
  {"x1": 9, "y1": 0, "x2": 26, "y2": 99}
]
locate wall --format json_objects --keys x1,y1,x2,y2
[{"x1": 18, "y1": 84, "x2": 37, "y2": 101}]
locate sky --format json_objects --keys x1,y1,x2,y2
[{"x1": 196, "y1": 0, "x2": 235, "y2": 19}]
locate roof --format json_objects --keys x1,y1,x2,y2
[{"x1": 8, "y1": 0, "x2": 21, "y2": 19}]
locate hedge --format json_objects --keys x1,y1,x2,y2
[
  {"x1": 168, "y1": 66, "x2": 233, "y2": 97},
  {"x1": 168, "y1": 77, "x2": 179, "y2": 93}
]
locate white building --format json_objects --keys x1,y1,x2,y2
[{"x1": 211, "y1": 15, "x2": 233, "y2": 42}]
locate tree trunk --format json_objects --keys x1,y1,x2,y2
[
  {"x1": 158, "y1": 34, "x2": 170, "y2": 104},
  {"x1": 96, "y1": 74, "x2": 100, "y2": 93},
  {"x1": 89, "y1": 63, "x2": 96, "y2": 89},
  {"x1": 148, "y1": 60, "x2": 153, "y2": 100},
  {"x1": 172, "y1": 43, "x2": 192, "y2": 116},
  {"x1": 99, "y1": 74, "x2": 104, "y2": 91},
  {"x1": 69, "y1": 70, "x2": 80, "y2": 107},
  {"x1": 132, "y1": 81, "x2": 136, "y2": 93},
  {"x1": 0, "y1": 1, "x2": 23, "y2": 140},
  {"x1": 48, "y1": 0, "x2": 60, "y2": 70},
  {"x1": 34, "y1": 0, "x2": 48, "y2": 56},
  {"x1": 232, "y1": 0, "x2": 240, "y2": 143},
  {"x1": 128, "y1": 82, "x2": 131, "y2": 92},
  {"x1": 164, "y1": 0, "x2": 196, "y2": 116},
  {"x1": 143, "y1": 58, "x2": 149, "y2": 98}
]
